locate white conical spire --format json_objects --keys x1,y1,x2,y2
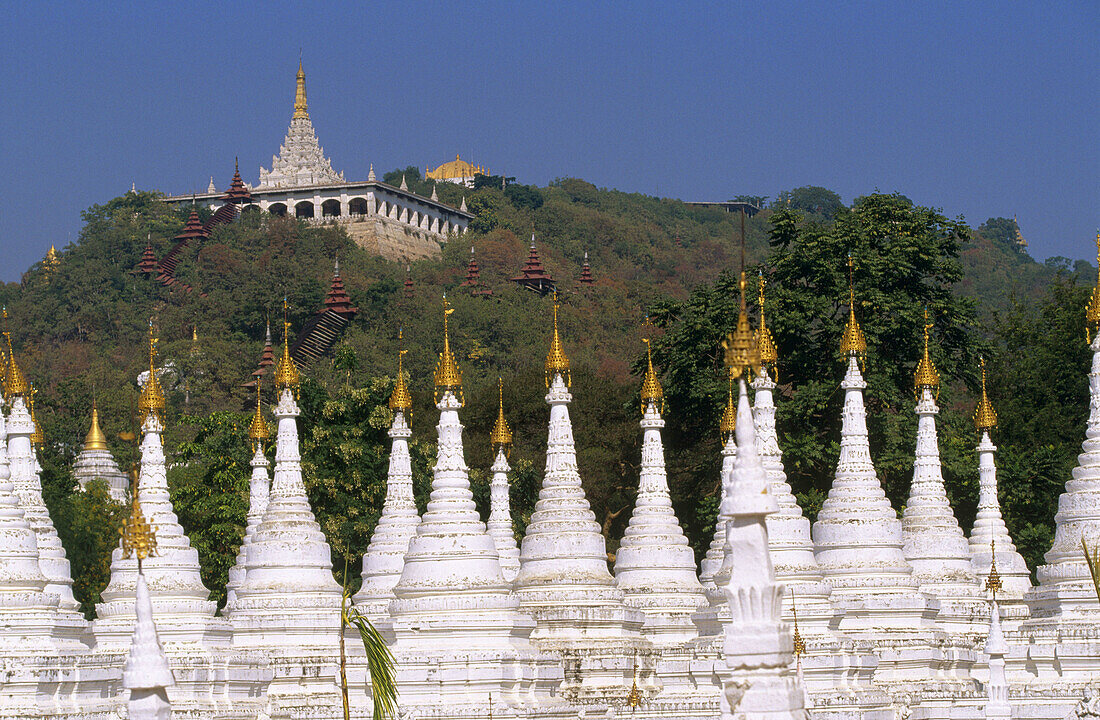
[
  {"x1": 700, "y1": 431, "x2": 736, "y2": 596},
  {"x1": 399, "y1": 175, "x2": 408, "y2": 191},
  {"x1": 719, "y1": 378, "x2": 806, "y2": 719},
  {"x1": 971, "y1": 435, "x2": 1032, "y2": 600},
  {"x1": 225, "y1": 442, "x2": 270, "y2": 607},
  {"x1": 354, "y1": 399, "x2": 420, "y2": 616},
  {"x1": 367, "y1": 163, "x2": 376, "y2": 182},
  {"x1": 257, "y1": 61, "x2": 344, "y2": 189},
  {"x1": 613, "y1": 341, "x2": 705, "y2": 645},
  {"x1": 1030, "y1": 331, "x2": 1100, "y2": 620},
  {"x1": 123, "y1": 572, "x2": 174, "y2": 720},
  {"x1": 753, "y1": 366, "x2": 839, "y2": 638},
  {"x1": 487, "y1": 448, "x2": 520, "y2": 583},
  {"x1": 983, "y1": 600, "x2": 1011, "y2": 719}
]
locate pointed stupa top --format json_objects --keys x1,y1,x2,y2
[
  {"x1": 722, "y1": 272, "x2": 760, "y2": 380},
  {"x1": 222, "y1": 157, "x2": 253, "y2": 205},
  {"x1": 320, "y1": 257, "x2": 358, "y2": 318},
  {"x1": 293, "y1": 60, "x2": 308, "y2": 119},
  {"x1": 578, "y1": 251, "x2": 594, "y2": 285},
  {"x1": 399, "y1": 175, "x2": 408, "y2": 191},
  {"x1": 719, "y1": 370, "x2": 737, "y2": 440},
  {"x1": 840, "y1": 255, "x2": 867, "y2": 363},
  {"x1": 459, "y1": 196, "x2": 468, "y2": 212},
  {"x1": 430, "y1": 185, "x2": 439, "y2": 202},
  {"x1": 1013, "y1": 215, "x2": 1028, "y2": 247},
  {"x1": 43, "y1": 245, "x2": 60, "y2": 276},
  {"x1": 2, "y1": 311, "x2": 30, "y2": 399},
  {"x1": 367, "y1": 164, "x2": 376, "y2": 181},
  {"x1": 913, "y1": 308, "x2": 939, "y2": 396},
  {"x1": 29, "y1": 387, "x2": 44, "y2": 447},
  {"x1": 639, "y1": 338, "x2": 663, "y2": 413},
  {"x1": 755, "y1": 271, "x2": 778, "y2": 372},
  {"x1": 137, "y1": 321, "x2": 165, "y2": 422},
  {"x1": 248, "y1": 382, "x2": 268, "y2": 442},
  {"x1": 490, "y1": 377, "x2": 513, "y2": 452},
  {"x1": 85, "y1": 402, "x2": 109, "y2": 452},
  {"x1": 207, "y1": 176, "x2": 216, "y2": 193},
  {"x1": 433, "y1": 296, "x2": 463, "y2": 404},
  {"x1": 122, "y1": 572, "x2": 175, "y2": 691},
  {"x1": 389, "y1": 329, "x2": 412, "y2": 413},
  {"x1": 274, "y1": 299, "x2": 300, "y2": 390},
  {"x1": 545, "y1": 293, "x2": 570, "y2": 387},
  {"x1": 1086, "y1": 232, "x2": 1100, "y2": 342},
  {"x1": 974, "y1": 357, "x2": 998, "y2": 431}
]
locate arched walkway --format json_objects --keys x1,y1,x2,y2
[
  {"x1": 322, "y1": 199, "x2": 341, "y2": 217},
  {"x1": 295, "y1": 201, "x2": 315, "y2": 219},
  {"x1": 348, "y1": 197, "x2": 368, "y2": 215},
  {"x1": 268, "y1": 203, "x2": 288, "y2": 217}
]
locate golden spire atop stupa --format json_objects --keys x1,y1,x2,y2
[
  {"x1": 1086, "y1": 231, "x2": 1100, "y2": 343},
  {"x1": 627, "y1": 653, "x2": 641, "y2": 710},
  {"x1": 640, "y1": 338, "x2": 664, "y2": 414},
  {"x1": 138, "y1": 320, "x2": 165, "y2": 422},
  {"x1": 545, "y1": 292, "x2": 571, "y2": 388},
  {"x1": 248, "y1": 381, "x2": 268, "y2": 444},
  {"x1": 722, "y1": 272, "x2": 760, "y2": 380},
  {"x1": 719, "y1": 370, "x2": 737, "y2": 440},
  {"x1": 29, "y1": 385, "x2": 44, "y2": 447},
  {"x1": 840, "y1": 254, "x2": 867, "y2": 366},
  {"x1": 85, "y1": 400, "x2": 108, "y2": 451},
  {"x1": 791, "y1": 591, "x2": 806, "y2": 658},
  {"x1": 274, "y1": 298, "x2": 300, "y2": 391},
  {"x1": 985, "y1": 538, "x2": 1002, "y2": 599},
  {"x1": 2, "y1": 307, "x2": 30, "y2": 399},
  {"x1": 293, "y1": 58, "x2": 309, "y2": 120},
  {"x1": 120, "y1": 465, "x2": 156, "y2": 568},
  {"x1": 433, "y1": 295, "x2": 463, "y2": 405},
  {"x1": 43, "y1": 245, "x2": 60, "y2": 276},
  {"x1": 913, "y1": 307, "x2": 940, "y2": 398},
  {"x1": 755, "y1": 270, "x2": 778, "y2": 376},
  {"x1": 974, "y1": 357, "x2": 998, "y2": 432},
  {"x1": 389, "y1": 328, "x2": 412, "y2": 413},
  {"x1": 490, "y1": 377, "x2": 513, "y2": 453}
]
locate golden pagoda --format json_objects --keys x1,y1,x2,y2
[
  {"x1": 755, "y1": 271, "x2": 778, "y2": 378},
  {"x1": 389, "y1": 329, "x2": 413, "y2": 414},
  {"x1": 840, "y1": 255, "x2": 867, "y2": 366},
  {"x1": 545, "y1": 293, "x2": 571, "y2": 388},
  {"x1": 490, "y1": 377, "x2": 513, "y2": 454},
  {"x1": 722, "y1": 272, "x2": 760, "y2": 380},
  {"x1": 85, "y1": 402, "x2": 109, "y2": 452},
  {"x1": 719, "y1": 370, "x2": 736, "y2": 441},
  {"x1": 120, "y1": 466, "x2": 156, "y2": 567},
  {"x1": 913, "y1": 308, "x2": 940, "y2": 399},
  {"x1": 426, "y1": 154, "x2": 487, "y2": 184},
  {"x1": 274, "y1": 299, "x2": 300, "y2": 392},
  {"x1": 974, "y1": 357, "x2": 998, "y2": 432},
  {"x1": 639, "y1": 338, "x2": 664, "y2": 414},
  {"x1": 293, "y1": 60, "x2": 309, "y2": 120},
  {"x1": 433, "y1": 296, "x2": 463, "y2": 405},
  {"x1": 3, "y1": 308, "x2": 30, "y2": 400},
  {"x1": 1086, "y1": 231, "x2": 1100, "y2": 343},
  {"x1": 43, "y1": 245, "x2": 60, "y2": 277},
  {"x1": 138, "y1": 321, "x2": 165, "y2": 422},
  {"x1": 248, "y1": 381, "x2": 269, "y2": 445}
]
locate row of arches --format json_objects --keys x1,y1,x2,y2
[{"x1": 248, "y1": 198, "x2": 465, "y2": 234}]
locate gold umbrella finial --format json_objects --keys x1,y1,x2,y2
[
  {"x1": 627, "y1": 652, "x2": 641, "y2": 710},
  {"x1": 792, "y1": 590, "x2": 806, "y2": 658},
  {"x1": 639, "y1": 337, "x2": 664, "y2": 414},
  {"x1": 490, "y1": 377, "x2": 513, "y2": 454},
  {"x1": 840, "y1": 254, "x2": 867, "y2": 366},
  {"x1": 2, "y1": 307, "x2": 30, "y2": 400},
  {"x1": 974, "y1": 356, "x2": 998, "y2": 431},
  {"x1": 137, "y1": 319, "x2": 165, "y2": 422},
  {"x1": 248, "y1": 380, "x2": 269, "y2": 445},
  {"x1": 722, "y1": 272, "x2": 760, "y2": 380},
  {"x1": 274, "y1": 298, "x2": 300, "y2": 392},
  {"x1": 719, "y1": 369, "x2": 737, "y2": 441},
  {"x1": 433, "y1": 295, "x2": 463, "y2": 405},
  {"x1": 545, "y1": 291, "x2": 571, "y2": 388},
  {"x1": 1086, "y1": 231, "x2": 1100, "y2": 343},
  {"x1": 120, "y1": 464, "x2": 157, "y2": 569},
  {"x1": 986, "y1": 538, "x2": 1002, "y2": 600},
  {"x1": 756, "y1": 270, "x2": 778, "y2": 377},
  {"x1": 389, "y1": 328, "x2": 413, "y2": 414},
  {"x1": 913, "y1": 307, "x2": 940, "y2": 399}
]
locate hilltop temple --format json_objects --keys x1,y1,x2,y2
[
  {"x1": 163, "y1": 63, "x2": 472, "y2": 262},
  {"x1": 2, "y1": 236, "x2": 1100, "y2": 719}
]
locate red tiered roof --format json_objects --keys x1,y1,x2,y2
[
  {"x1": 578, "y1": 251, "x2": 594, "y2": 285},
  {"x1": 460, "y1": 247, "x2": 493, "y2": 297},
  {"x1": 320, "y1": 260, "x2": 359, "y2": 318},
  {"x1": 510, "y1": 236, "x2": 555, "y2": 296},
  {"x1": 404, "y1": 267, "x2": 415, "y2": 298},
  {"x1": 242, "y1": 324, "x2": 276, "y2": 388},
  {"x1": 175, "y1": 210, "x2": 207, "y2": 243},
  {"x1": 137, "y1": 243, "x2": 158, "y2": 274},
  {"x1": 222, "y1": 158, "x2": 253, "y2": 205}
]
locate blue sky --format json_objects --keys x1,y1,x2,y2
[{"x1": 1, "y1": 1, "x2": 1096, "y2": 280}]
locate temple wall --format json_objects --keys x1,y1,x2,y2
[{"x1": 344, "y1": 215, "x2": 444, "y2": 262}]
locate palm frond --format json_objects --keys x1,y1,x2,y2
[{"x1": 347, "y1": 605, "x2": 398, "y2": 720}]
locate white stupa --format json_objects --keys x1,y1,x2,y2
[
  {"x1": 968, "y1": 358, "x2": 1032, "y2": 615},
  {"x1": 901, "y1": 315, "x2": 987, "y2": 636},
  {"x1": 226, "y1": 383, "x2": 272, "y2": 606},
  {"x1": 383, "y1": 298, "x2": 562, "y2": 711},
  {"x1": 983, "y1": 600, "x2": 1011, "y2": 720},
  {"x1": 699, "y1": 377, "x2": 737, "y2": 603},
  {"x1": 613, "y1": 338, "x2": 706, "y2": 646},
  {"x1": 354, "y1": 337, "x2": 422, "y2": 618},
  {"x1": 486, "y1": 377, "x2": 520, "y2": 583},
  {"x1": 514, "y1": 297, "x2": 647, "y2": 701},
  {"x1": 72, "y1": 403, "x2": 129, "y2": 502}
]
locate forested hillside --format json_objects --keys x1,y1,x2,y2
[{"x1": 1, "y1": 174, "x2": 1093, "y2": 614}]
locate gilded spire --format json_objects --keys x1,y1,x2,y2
[
  {"x1": 85, "y1": 401, "x2": 109, "y2": 451},
  {"x1": 43, "y1": 245, "x2": 60, "y2": 276},
  {"x1": 274, "y1": 298, "x2": 300, "y2": 391},
  {"x1": 755, "y1": 270, "x2": 778, "y2": 374},
  {"x1": 490, "y1": 377, "x2": 513, "y2": 452},
  {"x1": 913, "y1": 307, "x2": 940, "y2": 398},
  {"x1": 545, "y1": 292, "x2": 571, "y2": 387},
  {"x1": 138, "y1": 320, "x2": 165, "y2": 422},
  {"x1": 248, "y1": 381, "x2": 268, "y2": 443},
  {"x1": 120, "y1": 466, "x2": 156, "y2": 564},
  {"x1": 2, "y1": 308, "x2": 30, "y2": 399},
  {"x1": 985, "y1": 538, "x2": 1002, "y2": 599},
  {"x1": 389, "y1": 328, "x2": 412, "y2": 413},
  {"x1": 840, "y1": 255, "x2": 867, "y2": 365},
  {"x1": 293, "y1": 60, "x2": 309, "y2": 120},
  {"x1": 722, "y1": 272, "x2": 759, "y2": 380},
  {"x1": 433, "y1": 295, "x2": 463, "y2": 404},
  {"x1": 639, "y1": 338, "x2": 664, "y2": 414},
  {"x1": 719, "y1": 370, "x2": 736, "y2": 440},
  {"x1": 29, "y1": 385, "x2": 44, "y2": 446},
  {"x1": 1086, "y1": 231, "x2": 1100, "y2": 343},
  {"x1": 974, "y1": 356, "x2": 998, "y2": 431},
  {"x1": 791, "y1": 591, "x2": 806, "y2": 658}
]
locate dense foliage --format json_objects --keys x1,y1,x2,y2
[{"x1": 2, "y1": 176, "x2": 1094, "y2": 615}]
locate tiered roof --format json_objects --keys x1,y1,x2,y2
[
  {"x1": 136, "y1": 244, "x2": 158, "y2": 274},
  {"x1": 319, "y1": 260, "x2": 359, "y2": 318},
  {"x1": 578, "y1": 251, "x2": 594, "y2": 286},
  {"x1": 404, "y1": 267, "x2": 415, "y2": 298},
  {"x1": 511, "y1": 235, "x2": 555, "y2": 296},
  {"x1": 222, "y1": 159, "x2": 253, "y2": 205},
  {"x1": 460, "y1": 247, "x2": 493, "y2": 297},
  {"x1": 242, "y1": 323, "x2": 275, "y2": 389}
]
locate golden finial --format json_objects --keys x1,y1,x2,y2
[
  {"x1": 719, "y1": 369, "x2": 736, "y2": 440},
  {"x1": 627, "y1": 653, "x2": 641, "y2": 710},
  {"x1": 913, "y1": 307, "x2": 940, "y2": 399},
  {"x1": 640, "y1": 338, "x2": 664, "y2": 414},
  {"x1": 293, "y1": 59, "x2": 309, "y2": 120},
  {"x1": 2, "y1": 308, "x2": 30, "y2": 399},
  {"x1": 248, "y1": 381, "x2": 268, "y2": 443},
  {"x1": 43, "y1": 245, "x2": 60, "y2": 276},
  {"x1": 974, "y1": 356, "x2": 998, "y2": 431},
  {"x1": 274, "y1": 298, "x2": 300, "y2": 391},
  {"x1": 86, "y1": 401, "x2": 109, "y2": 451},
  {"x1": 791, "y1": 591, "x2": 806, "y2": 657},
  {"x1": 1086, "y1": 231, "x2": 1100, "y2": 343},
  {"x1": 389, "y1": 328, "x2": 413, "y2": 413},
  {"x1": 433, "y1": 295, "x2": 464, "y2": 405},
  {"x1": 986, "y1": 538, "x2": 1002, "y2": 599},
  {"x1": 137, "y1": 320, "x2": 165, "y2": 422},
  {"x1": 120, "y1": 465, "x2": 156, "y2": 567},
  {"x1": 840, "y1": 255, "x2": 867, "y2": 365},
  {"x1": 545, "y1": 292, "x2": 571, "y2": 388},
  {"x1": 490, "y1": 377, "x2": 513, "y2": 453},
  {"x1": 755, "y1": 270, "x2": 778, "y2": 376},
  {"x1": 29, "y1": 385, "x2": 44, "y2": 447},
  {"x1": 722, "y1": 272, "x2": 760, "y2": 380}
]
